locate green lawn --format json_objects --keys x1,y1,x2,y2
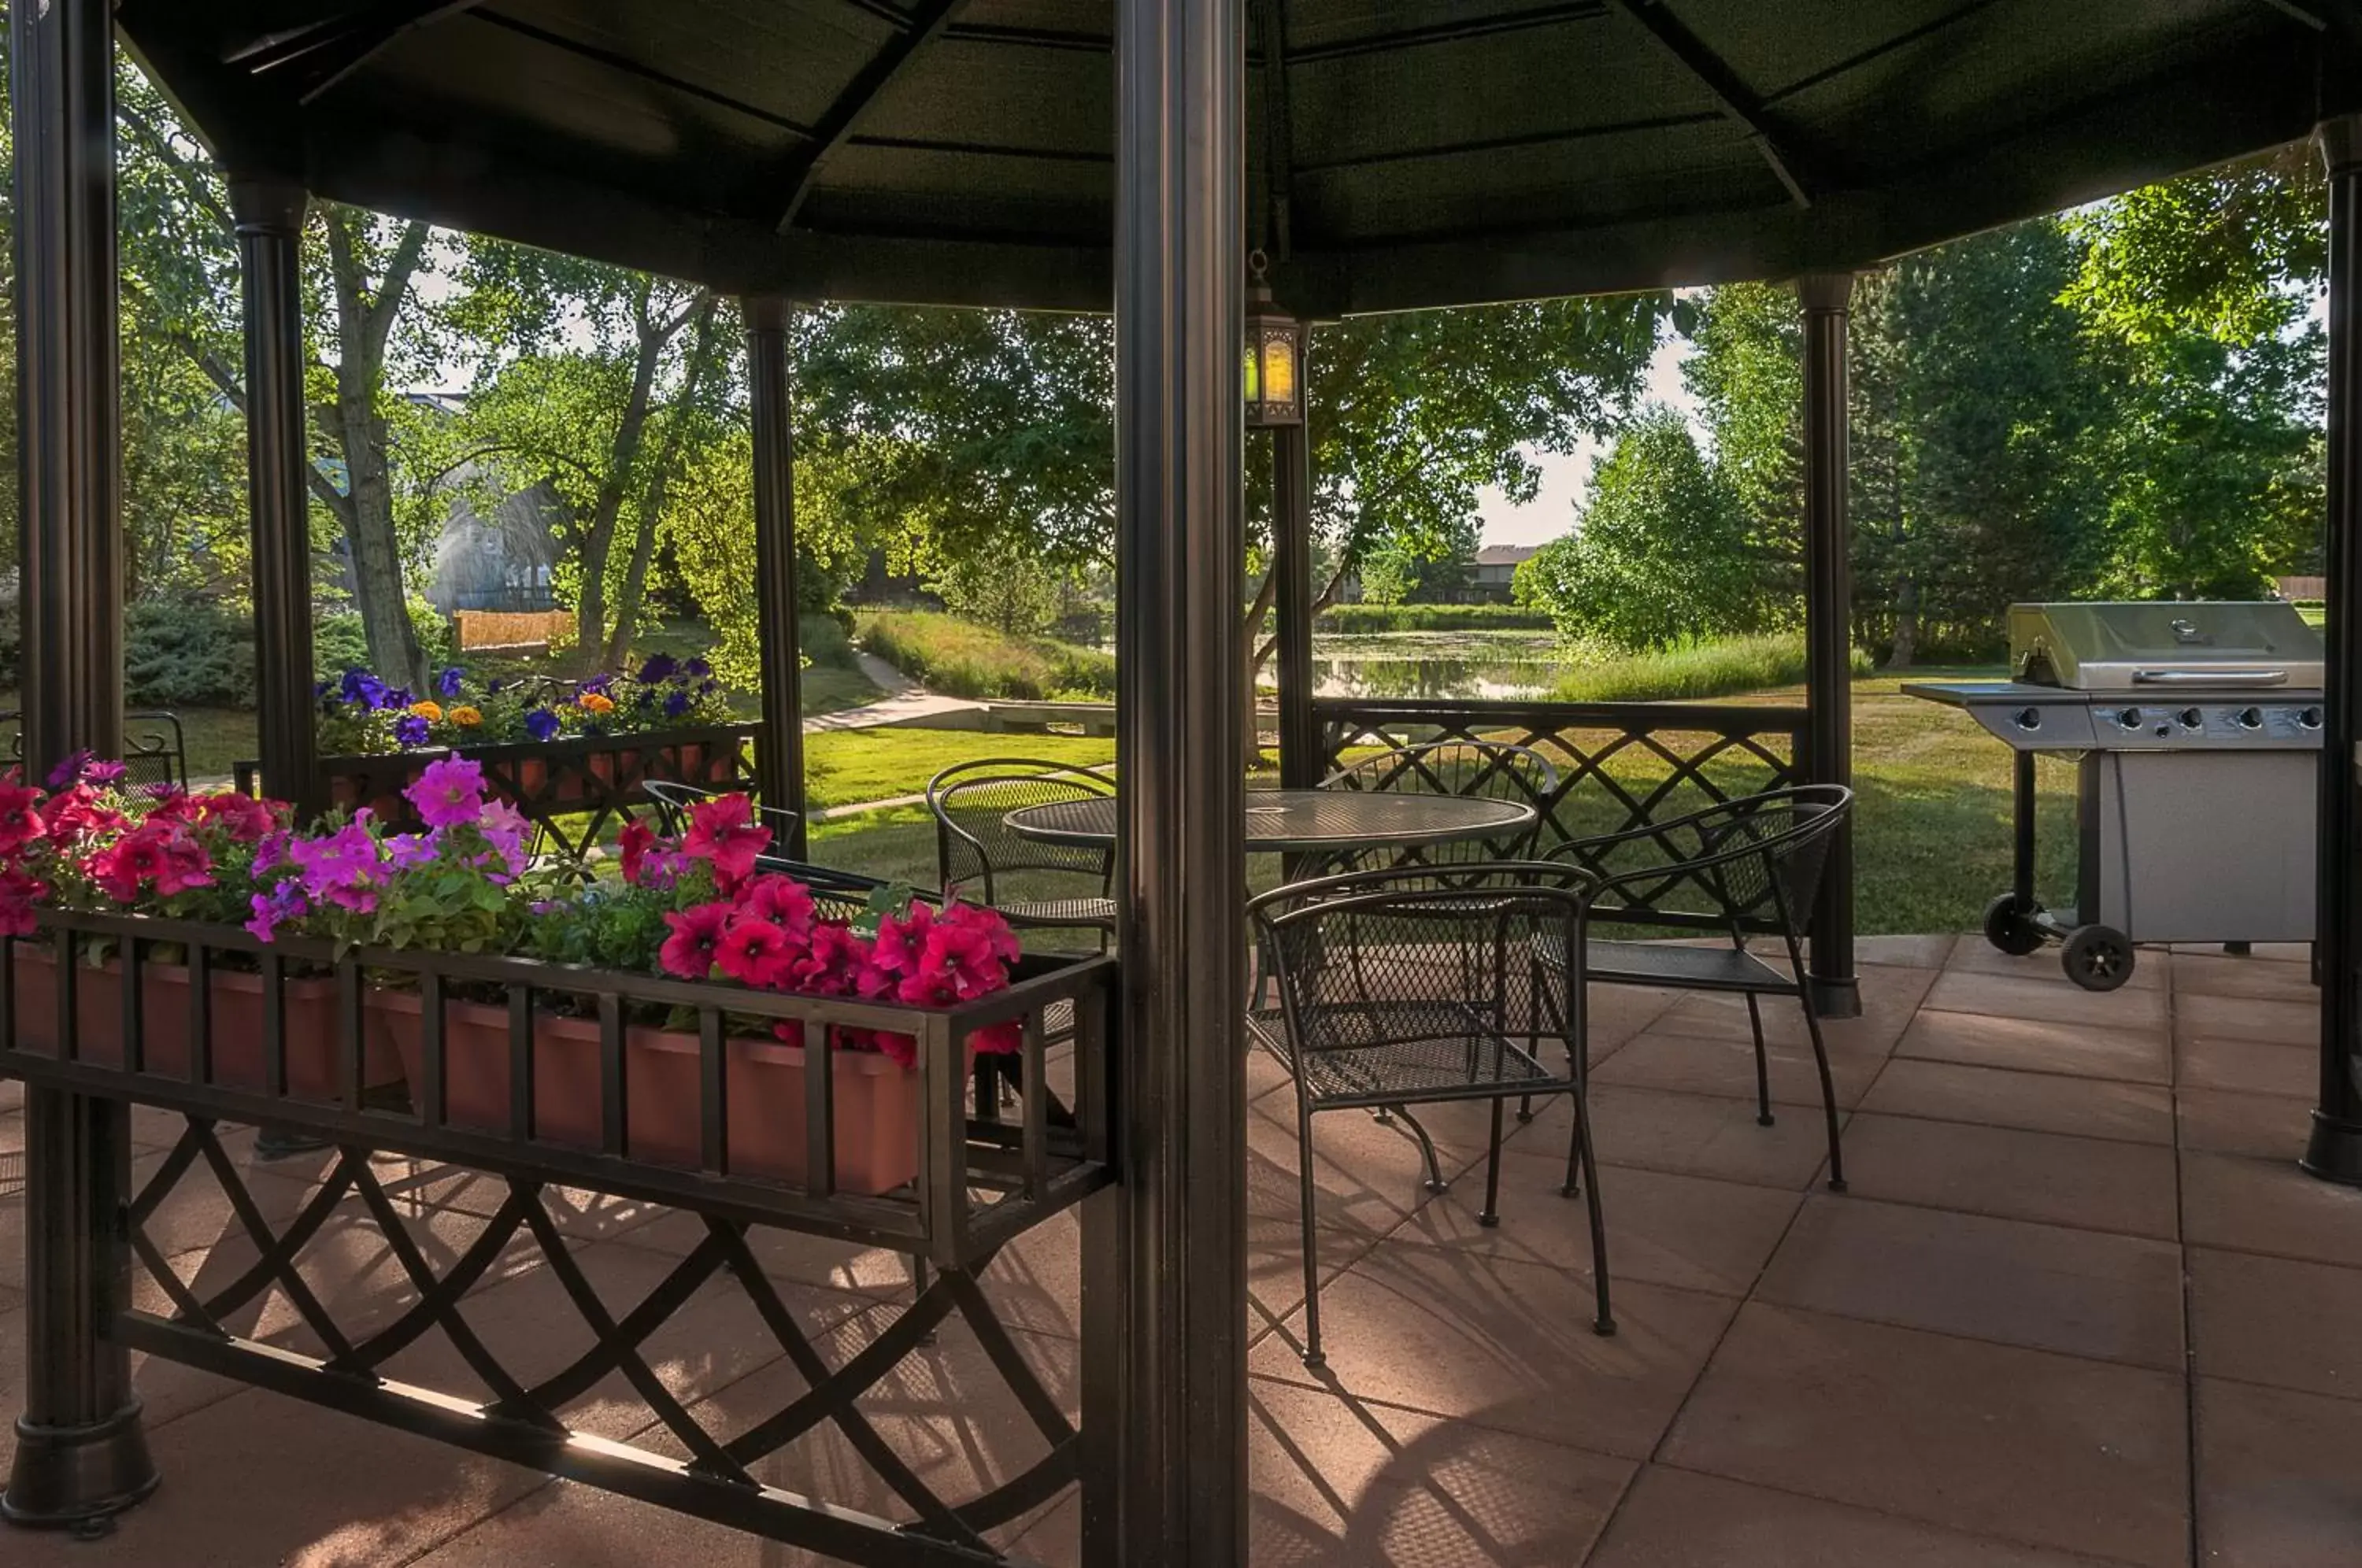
[
  {"x1": 805, "y1": 669, "x2": 2082, "y2": 941},
  {"x1": 805, "y1": 728, "x2": 1113, "y2": 811}
]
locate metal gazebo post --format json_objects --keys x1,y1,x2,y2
[
  {"x1": 2308, "y1": 114, "x2": 2362, "y2": 1185},
  {"x1": 1801, "y1": 272, "x2": 1860, "y2": 1019},
  {"x1": 2, "y1": 0, "x2": 160, "y2": 1529},
  {"x1": 1089, "y1": 0, "x2": 1250, "y2": 1562},
  {"x1": 743, "y1": 295, "x2": 809, "y2": 858},
  {"x1": 231, "y1": 178, "x2": 321, "y2": 820}
]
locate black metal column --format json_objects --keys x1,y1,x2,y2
[
  {"x1": 3, "y1": 0, "x2": 159, "y2": 1532},
  {"x1": 2308, "y1": 116, "x2": 2362, "y2": 1185},
  {"x1": 742, "y1": 296, "x2": 809, "y2": 859},
  {"x1": 1800, "y1": 272, "x2": 1860, "y2": 1019},
  {"x1": 231, "y1": 178, "x2": 320, "y2": 819},
  {"x1": 1090, "y1": 0, "x2": 1249, "y2": 1562},
  {"x1": 1273, "y1": 409, "x2": 1318, "y2": 789}
]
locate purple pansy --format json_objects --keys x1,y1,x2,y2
[{"x1": 524, "y1": 708, "x2": 561, "y2": 741}]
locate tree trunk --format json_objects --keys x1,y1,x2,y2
[
  {"x1": 573, "y1": 285, "x2": 677, "y2": 669},
  {"x1": 322, "y1": 212, "x2": 431, "y2": 692},
  {"x1": 1886, "y1": 576, "x2": 1920, "y2": 669},
  {"x1": 605, "y1": 298, "x2": 721, "y2": 669}
]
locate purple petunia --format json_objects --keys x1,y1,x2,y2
[
  {"x1": 246, "y1": 878, "x2": 309, "y2": 943},
  {"x1": 524, "y1": 708, "x2": 561, "y2": 741},
  {"x1": 46, "y1": 750, "x2": 92, "y2": 790},
  {"x1": 383, "y1": 831, "x2": 439, "y2": 871},
  {"x1": 683, "y1": 656, "x2": 712, "y2": 679},
  {"x1": 394, "y1": 714, "x2": 431, "y2": 747},
  {"x1": 636, "y1": 653, "x2": 679, "y2": 683},
  {"x1": 662, "y1": 690, "x2": 691, "y2": 718},
  {"x1": 339, "y1": 669, "x2": 387, "y2": 709},
  {"x1": 436, "y1": 666, "x2": 464, "y2": 699},
  {"x1": 290, "y1": 821, "x2": 378, "y2": 894}
]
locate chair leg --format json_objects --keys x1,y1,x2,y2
[
  {"x1": 1478, "y1": 1098, "x2": 1505, "y2": 1228},
  {"x1": 1746, "y1": 991, "x2": 1774, "y2": 1126},
  {"x1": 1516, "y1": 1093, "x2": 1535, "y2": 1124},
  {"x1": 1571, "y1": 1086, "x2": 1615, "y2": 1336},
  {"x1": 1296, "y1": 1102, "x2": 1326, "y2": 1368},
  {"x1": 1798, "y1": 993, "x2": 1847, "y2": 1192},
  {"x1": 1394, "y1": 1105, "x2": 1449, "y2": 1194}
]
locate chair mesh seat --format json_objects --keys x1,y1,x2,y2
[
  {"x1": 998, "y1": 896, "x2": 1118, "y2": 930},
  {"x1": 1541, "y1": 937, "x2": 1790, "y2": 992},
  {"x1": 1253, "y1": 1000, "x2": 1564, "y2": 1104}
]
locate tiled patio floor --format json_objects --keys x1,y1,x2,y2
[{"x1": 2, "y1": 933, "x2": 2360, "y2": 1565}]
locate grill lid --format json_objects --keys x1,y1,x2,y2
[{"x1": 2008, "y1": 601, "x2": 2323, "y2": 691}]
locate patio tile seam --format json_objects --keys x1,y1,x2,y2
[
  {"x1": 1629, "y1": 1457, "x2": 2169, "y2": 1568},
  {"x1": 1831, "y1": 1096, "x2": 2175, "y2": 1152},
  {"x1": 2167, "y1": 981, "x2": 2201, "y2": 1568}
]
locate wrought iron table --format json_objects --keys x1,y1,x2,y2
[{"x1": 1005, "y1": 788, "x2": 1536, "y2": 855}]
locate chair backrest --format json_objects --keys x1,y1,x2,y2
[
  {"x1": 749, "y1": 854, "x2": 943, "y2": 924},
  {"x1": 1248, "y1": 863, "x2": 1594, "y2": 1090},
  {"x1": 640, "y1": 778, "x2": 799, "y2": 843},
  {"x1": 0, "y1": 709, "x2": 186, "y2": 792},
  {"x1": 927, "y1": 758, "x2": 1116, "y2": 904},
  {"x1": 1317, "y1": 739, "x2": 1559, "y2": 864},
  {"x1": 1547, "y1": 784, "x2": 1851, "y2": 938}
]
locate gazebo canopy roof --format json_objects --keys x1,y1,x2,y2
[{"x1": 120, "y1": 0, "x2": 2356, "y2": 314}]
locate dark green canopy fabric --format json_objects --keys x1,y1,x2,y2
[{"x1": 120, "y1": 0, "x2": 2359, "y2": 312}]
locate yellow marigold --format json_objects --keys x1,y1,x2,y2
[
  {"x1": 448, "y1": 704, "x2": 483, "y2": 727},
  {"x1": 579, "y1": 691, "x2": 616, "y2": 715},
  {"x1": 408, "y1": 701, "x2": 444, "y2": 722}
]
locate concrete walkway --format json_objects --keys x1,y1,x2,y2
[{"x1": 804, "y1": 653, "x2": 982, "y2": 733}]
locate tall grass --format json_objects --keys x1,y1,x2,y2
[
  {"x1": 1315, "y1": 603, "x2": 1553, "y2": 633},
  {"x1": 1552, "y1": 634, "x2": 1871, "y2": 703},
  {"x1": 856, "y1": 611, "x2": 1116, "y2": 701}
]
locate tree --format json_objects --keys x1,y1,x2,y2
[
  {"x1": 452, "y1": 247, "x2": 727, "y2": 666},
  {"x1": 1518, "y1": 408, "x2": 1758, "y2": 651}
]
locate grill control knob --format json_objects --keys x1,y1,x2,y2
[
  {"x1": 2116, "y1": 707, "x2": 2144, "y2": 730},
  {"x1": 2236, "y1": 707, "x2": 2264, "y2": 730},
  {"x1": 2301, "y1": 707, "x2": 2325, "y2": 730},
  {"x1": 2012, "y1": 707, "x2": 2042, "y2": 732},
  {"x1": 2178, "y1": 708, "x2": 2205, "y2": 730}
]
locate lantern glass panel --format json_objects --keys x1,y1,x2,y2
[{"x1": 1261, "y1": 331, "x2": 1296, "y2": 409}]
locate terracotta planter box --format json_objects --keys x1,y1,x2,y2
[
  {"x1": 7, "y1": 946, "x2": 401, "y2": 1100},
  {"x1": 372, "y1": 992, "x2": 929, "y2": 1194}
]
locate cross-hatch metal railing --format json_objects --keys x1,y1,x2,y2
[
  {"x1": 0, "y1": 910, "x2": 1115, "y2": 1566},
  {"x1": 1315, "y1": 696, "x2": 1812, "y2": 934}
]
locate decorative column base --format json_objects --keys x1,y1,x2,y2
[
  {"x1": 2302, "y1": 1109, "x2": 2362, "y2": 1187},
  {"x1": 1807, "y1": 974, "x2": 1861, "y2": 1021},
  {"x1": 2, "y1": 1399, "x2": 158, "y2": 1535}
]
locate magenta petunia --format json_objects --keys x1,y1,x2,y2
[
  {"x1": 715, "y1": 915, "x2": 797, "y2": 989},
  {"x1": 679, "y1": 793, "x2": 771, "y2": 887},
  {"x1": 408, "y1": 756, "x2": 487, "y2": 829},
  {"x1": 658, "y1": 900, "x2": 733, "y2": 980}
]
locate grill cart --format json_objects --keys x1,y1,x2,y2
[{"x1": 1904, "y1": 601, "x2": 2323, "y2": 991}]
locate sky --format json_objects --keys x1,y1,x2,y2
[{"x1": 1475, "y1": 328, "x2": 1702, "y2": 549}]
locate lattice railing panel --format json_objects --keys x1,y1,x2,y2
[
  {"x1": 120, "y1": 1115, "x2": 1076, "y2": 1566},
  {"x1": 1317, "y1": 697, "x2": 1811, "y2": 932}
]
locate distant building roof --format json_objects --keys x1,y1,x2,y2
[{"x1": 1475, "y1": 545, "x2": 1541, "y2": 569}]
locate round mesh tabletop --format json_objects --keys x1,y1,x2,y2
[{"x1": 1003, "y1": 790, "x2": 1535, "y2": 854}]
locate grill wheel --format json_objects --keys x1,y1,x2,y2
[
  {"x1": 2061, "y1": 923, "x2": 2134, "y2": 992},
  {"x1": 1983, "y1": 893, "x2": 2045, "y2": 957}
]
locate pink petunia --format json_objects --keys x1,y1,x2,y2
[
  {"x1": 0, "y1": 865, "x2": 49, "y2": 938},
  {"x1": 408, "y1": 756, "x2": 487, "y2": 829},
  {"x1": 715, "y1": 915, "x2": 797, "y2": 989},
  {"x1": 0, "y1": 775, "x2": 46, "y2": 855},
  {"x1": 658, "y1": 900, "x2": 733, "y2": 980},
  {"x1": 869, "y1": 902, "x2": 934, "y2": 974},
  {"x1": 195, "y1": 790, "x2": 281, "y2": 844},
  {"x1": 616, "y1": 819, "x2": 657, "y2": 886},
  {"x1": 152, "y1": 832, "x2": 215, "y2": 897},
  {"x1": 680, "y1": 793, "x2": 770, "y2": 888},
  {"x1": 739, "y1": 874, "x2": 816, "y2": 945},
  {"x1": 290, "y1": 820, "x2": 379, "y2": 893}
]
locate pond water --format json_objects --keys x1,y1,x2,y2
[{"x1": 1308, "y1": 631, "x2": 1567, "y2": 701}]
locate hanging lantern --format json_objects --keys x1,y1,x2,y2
[{"x1": 1242, "y1": 250, "x2": 1305, "y2": 427}]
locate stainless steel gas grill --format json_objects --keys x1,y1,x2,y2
[{"x1": 1904, "y1": 601, "x2": 2323, "y2": 991}]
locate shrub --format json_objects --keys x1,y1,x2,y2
[
  {"x1": 798, "y1": 612, "x2": 859, "y2": 671},
  {"x1": 857, "y1": 611, "x2": 1115, "y2": 701},
  {"x1": 313, "y1": 611, "x2": 372, "y2": 682},
  {"x1": 1551, "y1": 634, "x2": 1871, "y2": 703},
  {"x1": 1314, "y1": 603, "x2": 1553, "y2": 633},
  {"x1": 124, "y1": 591, "x2": 255, "y2": 708}
]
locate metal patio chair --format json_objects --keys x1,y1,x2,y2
[
  {"x1": 2, "y1": 708, "x2": 187, "y2": 791},
  {"x1": 927, "y1": 758, "x2": 1118, "y2": 940},
  {"x1": 1535, "y1": 784, "x2": 1853, "y2": 1193},
  {"x1": 1312, "y1": 739, "x2": 1558, "y2": 875},
  {"x1": 1249, "y1": 862, "x2": 1615, "y2": 1366}
]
